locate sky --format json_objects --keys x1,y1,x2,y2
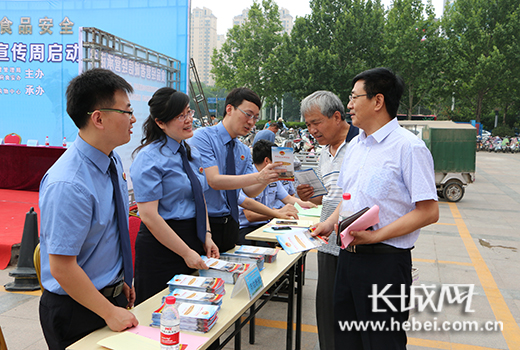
[{"x1": 191, "y1": 0, "x2": 446, "y2": 35}]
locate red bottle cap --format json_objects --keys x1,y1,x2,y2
[{"x1": 165, "y1": 296, "x2": 176, "y2": 305}]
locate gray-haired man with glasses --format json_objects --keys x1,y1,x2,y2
[{"x1": 297, "y1": 90, "x2": 359, "y2": 350}]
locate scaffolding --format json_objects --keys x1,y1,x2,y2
[
  {"x1": 81, "y1": 27, "x2": 181, "y2": 90},
  {"x1": 189, "y1": 58, "x2": 211, "y2": 123}
]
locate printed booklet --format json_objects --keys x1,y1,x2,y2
[
  {"x1": 272, "y1": 146, "x2": 294, "y2": 181},
  {"x1": 276, "y1": 227, "x2": 327, "y2": 254}
]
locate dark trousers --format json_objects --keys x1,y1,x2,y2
[
  {"x1": 39, "y1": 289, "x2": 128, "y2": 350},
  {"x1": 316, "y1": 251, "x2": 338, "y2": 350},
  {"x1": 334, "y1": 248, "x2": 412, "y2": 350},
  {"x1": 134, "y1": 218, "x2": 204, "y2": 305},
  {"x1": 209, "y1": 216, "x2": 239, "y2": 253}
]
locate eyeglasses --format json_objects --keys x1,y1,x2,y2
[
  {"x1": 88, "y1": 108, "x2": 134, "y2": 116},
  {"x1": 237, "y1": 107, "x2": 260, "y2": 122},
  {"x1": 348, "y1": 94, "x2": 369, "y2": 101},
  {"x1": 176, "y1": 109, "x2": 195, "y2": 121}
]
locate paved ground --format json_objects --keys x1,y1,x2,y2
[{"x1": 1, "y1": 151, "x2": 520, "y2": 350}]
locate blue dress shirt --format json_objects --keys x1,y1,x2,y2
[
  {"x1": 337, "y1": 118, "x2": 437, "y2": 249},
  {"x1": 238, "y1": 168, "x2": 289, "y2": 228},
  {"x1": 39, "y1": 136, "x2": 124, "y2": 294},
  {"x1": 252, "y1": 129, "x2": 275, "y2": 146},
  {"x1": 188, "y1": 123, "x2": 255, "y2": 217},
  {"x1": 130, "y1": 137, "x2": 207, "y2": 220}
]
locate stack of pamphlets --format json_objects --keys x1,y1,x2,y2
[
  {"x1": 167, "y1": 274, "x2": 225, "y2": 295},
  {"x1": 164, "y1": 289, "x2": 224, "y2": 308},
  {"x1": 199, "y1": 256, "x2": 250, "y2": 284},
  {"x1": 235, "y1": 245, "x2": 279, "y2": 263},
  {"x1": 220, "y1": 252, "x2": 265, "y2": 271},
  {"x1": 151, "y1": 302, "x2": 219, "y2": 332},
  {"x1": 178, "y1": 303, "x2": 219, "y2": 333}
]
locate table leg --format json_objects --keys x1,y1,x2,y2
[
  {"x1": 249, "y1": 302, "x2": 255, "y2": 344},
  {"x1": 234, "y1": 319, "x2": 241, "y2": 350},
  {"x1": 295, "y1": 254, "x2": 304, "y2": 350},
  {"x1": 286, "y1": 263, "x2": 295, "y2": 350}
]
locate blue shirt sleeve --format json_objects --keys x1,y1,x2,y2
[
  {"x1": 190, "y1": 128, "x2": 218, "y2": 169},
  {"x1": 130, "y1": 151, "x2": 164, "y2": 203},
  {"x1": 41, "y1": 181, "x2": 92, "y2": 255}
]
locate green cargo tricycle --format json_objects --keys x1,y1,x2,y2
[{"x1": 399, "y1": 121, "x2": 476, "y2": 202}]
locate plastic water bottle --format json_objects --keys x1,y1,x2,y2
[
  {"x1": 338, "y1": 193, "x2": 354, "y2": 225},
  {"x1": 62, "y1": 137, "x2": 67, "y2": 148},
  {"x1": 160, "y1": 296, "x2": 180, "y2": 350},
  {"x1": 45, "y1": 136, "x2": 49, "y2": 147}
]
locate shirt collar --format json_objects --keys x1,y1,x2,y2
[
  {"x1": 74, "y1": 134, "x2": 112, "y2": 174},
  {"x1": 326, "y1": 123, "x2": 361, "y2": 155},
  {"x1": 216, "y1": 121, "x2": 234, "y2": 145},
  {"x1": 165, "y1": 136, "x2": 182, "y2": 154},
  {"x1": 359, "y1": 118, "x2": 399, "y2": 144}
]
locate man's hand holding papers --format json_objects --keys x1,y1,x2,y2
[{"x1": 294, "y1": 169, "x2": 327, "y2": 199}]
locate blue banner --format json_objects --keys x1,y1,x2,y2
[{"x1": 0, "y1": 0, "x2": 189, "y2": 147}]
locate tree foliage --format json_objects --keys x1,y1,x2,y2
[
  {"x1": 210, "y1": 0, "x2": 520, "y2": 131},
  {"x1": 383, "y1": 0, "x2": 444, "y2": 119},
  {"x1": 442, "y1": 0, "x2": 520, "y2": 124},
  {"x1": 281, "y1": 0, "x2": 385, "y2": 103},
  {"x1": 211, "y1": 0, "x2": 284, "y2": 107}
]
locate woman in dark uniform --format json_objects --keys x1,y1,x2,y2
[{"x1": 130, "y1": 87, "x2": 219, "y2": 305}]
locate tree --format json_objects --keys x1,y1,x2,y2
[
  {"x1": 383, "y1": 0, "x2": 445, "y2": 119},
  {"x1": 211, "y1": 0, "x2": 284, "y2": 108},
  {"x1": 442, "y1": 0, "x2": 520, "y2": 124},
  {"x1": 282, "y1": 0, "x2": 385, "y2": 104}
]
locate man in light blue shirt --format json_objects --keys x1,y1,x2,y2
[
  {"x1": 312, "y1": 68, "x2": 439, "y2": 349},
  {"x1": 252, "y1": 121, "x2": 282, "y2": 146},
  {"x1": 188, "y1": 88, "x2": 281, "y2": 252},
  {"x1": 39, "y1": 68, "x2": 138, "y2": 349}
]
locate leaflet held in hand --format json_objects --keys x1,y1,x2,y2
[
  {"x1": 294, "y1": 168, "x2": 328, "y2": 197},
  {"x1": 276, "y1": 227, "x2": 327, "y2": 254},
  {"x1": 272, "y1": 146, "x2": 294, "y2": 181}
]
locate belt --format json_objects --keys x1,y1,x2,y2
[
  {"x1": 100, "y1": 279, "x2": 124, "y2": 298},
  {"x1": 209, "y1": 215, "x2": 233, "y2": 224},
  {"x1": 345, "y1": 243, "x2": 412, "y2": 254}
]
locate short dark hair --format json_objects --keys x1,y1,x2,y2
[
  {"x1": 66, "y1": 68, "x2": 133, "y2": 129},
  {"x1": 270, "y1": 121, "x2": 283, "y2": 130},
  {"x1": 252, "y1": 139, "x2": 275, "y2": 165},
  {"x1": 223, "y1": 87, "x2": 262, "y2": 118},
  {"x1": 300, "y1": 90, "x2": 346, "y2": 120},
  {"x1": 352, "y1": 67, "x2": 404, "y2": 118}
]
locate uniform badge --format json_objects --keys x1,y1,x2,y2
[
  {"x1": 240, "y1": 155, "x2": 245, "y2": 161},
  {"x1": 199, "y1": 167, "x2": 204, "y2": 173},
  {"x1": 122, "y1": 172, "x2": 127, "y2": 181}
]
